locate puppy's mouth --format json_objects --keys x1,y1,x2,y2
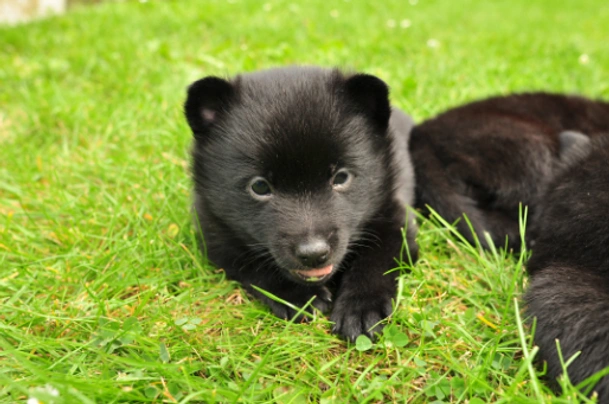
[{"x1": 292, "y1": 265, "x2": 334, "y2": 282}]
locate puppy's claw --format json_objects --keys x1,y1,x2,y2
[{"x1": 330, "y1": 293, "x2": 393, "y2": 341}]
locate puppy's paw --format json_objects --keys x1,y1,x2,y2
[
  {"x1": 263, "y1": 285, "x2": 332, "y2": 323},
  {"x1": 330, "y1": 292, "x2": 393, "y2": 341}
]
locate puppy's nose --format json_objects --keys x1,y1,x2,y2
[{"x1": 295, "y1": 239, "x2": 330, "y2": 268}]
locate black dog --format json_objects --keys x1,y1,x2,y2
[
  {"x1": 184, "y1": 66, "x2": 418, "y2": 340},
  {"x1": 409, "y1": 93, "x2": 609, "y2": 249},
  {"x1": 409, "y1": 92, "x2": 609, "y2": 397},
  {"x1": 526, "y1": 136, "x2": 609, "y2": 400}
]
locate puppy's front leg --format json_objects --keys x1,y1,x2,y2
[{"x1": 331, "y1": 218, "x2": 418, "y2": 341}]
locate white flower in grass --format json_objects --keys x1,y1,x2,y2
[
  {"x1": 47, "y1": 386, "x2": 59, "y2": 396},
  {"x1": 427, "y1": 38, "x2": 440, "y2": 48},
  {"x1": 330, "y1": 9, "x2": 339, "y2": 18},
  {"x1": 400, "y1": 19, "x2": 412, "y2": 28},
  {"x1": 579, "y1": 54, "x2": 590, "y2": 64},
  {"x1": 28, "y1": 384, "x2": 60, "y2": 403}
]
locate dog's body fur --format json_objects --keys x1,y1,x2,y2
[
  {"x1": 409, "y1": 93, "x2": 609, "y2": 249},
  {"x1": 184, "y1": 66, "x2": 418, "y2": 340},
  {"x1": 526, "y1": 137, "x2": 609, "y2": 400},
  {"x1": 409, "y1": 92, "x2": 609, "y2": 397}
]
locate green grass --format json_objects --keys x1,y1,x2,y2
[{"x1": 2, "y1": 0, "x2": 609, "y2": 402}]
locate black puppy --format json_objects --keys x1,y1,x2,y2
[
  {"x1": 526, "y1": 136, "x2": 609, "y2": 400},
  {"x1": 184, "y1": 66, "x2": 418, "y2": 340},
  {"x1": 409, "y1": 93, "x2": 609, "y2": 249}
]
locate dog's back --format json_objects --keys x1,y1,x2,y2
[{"x1": 410, "y1": 92, "x2": 609, "y2": 249}]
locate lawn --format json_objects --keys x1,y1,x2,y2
[{"x1": 1, "y1": 0, "x2": 609, "y2": 402}]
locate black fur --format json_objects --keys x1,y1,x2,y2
[
  {"x1": 409, "y1": 93, "x2": 609, "y2": 249},
  {"x1": 184, "y1": 66, "x2": 418, "y2": 341},
  {"x1": 525, "y1": 137, "x2": 609, "y2": 400}
]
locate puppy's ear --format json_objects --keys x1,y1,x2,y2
[
  {"x1": 344, "y1": 74, "x2": 391, "y2": 131},
  {"x1": 184, "y1": 77, "x2": 235, "y2": 139}
]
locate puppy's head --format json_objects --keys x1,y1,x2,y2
[{"x1": 185, "y1": 67, "x2": 394, "y2": 284}]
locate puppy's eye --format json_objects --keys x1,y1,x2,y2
[
  {"x1": 332, "y1": 169, "x2": 352, "y2": 190},
  {"x1": 249, "y1": 177, "x2": 272, "y2": 199}
]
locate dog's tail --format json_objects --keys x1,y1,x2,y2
[{"x1": 525, "y1": 265, "x2": 609, "y2": 400}]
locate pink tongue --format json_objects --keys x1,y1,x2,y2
[{"x1": 296, "y1": 265, "x2": 333, "y2": 277}]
